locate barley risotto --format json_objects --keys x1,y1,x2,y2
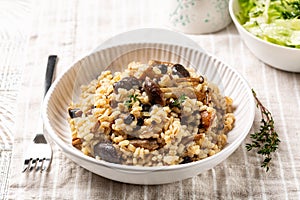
[{"x1": 68, "y1": 60, "x2": 235, "y2": 166}]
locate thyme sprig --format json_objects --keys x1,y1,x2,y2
[{"x1": 246, "y1": 89, "x2": 280, "y2": 172}]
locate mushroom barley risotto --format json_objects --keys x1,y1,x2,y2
[{"x1": 68, "y1": 60, "x2": 235, "y2": 166}]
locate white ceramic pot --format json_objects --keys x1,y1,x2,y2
[{"x1": 168, "y1": 0, "x2": 231, "y2": 34}]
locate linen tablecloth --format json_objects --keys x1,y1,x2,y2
[{"x1": 1, "y1": 0, "x2": 300, "y2": 199}]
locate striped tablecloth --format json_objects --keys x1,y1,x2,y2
[{"x1": 1, "y1": 0, "x2": 300, "y2": 199}]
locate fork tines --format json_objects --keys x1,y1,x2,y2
[
  {"x1": 22, "y1": 134, "x2": 52, "y2": 173},
  {"x1": 22, "y1": 157, "x2": 51, "y2": 173}
]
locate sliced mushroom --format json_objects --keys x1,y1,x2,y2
[
  {"x1": 93, "y1": 142, "x2": 121, "y2": 164},
  {"x1": 194, "y1": 133, "x2": 204, "y2": 142},
  {"x1": 180, "y1": 156, "x2": 193, "y2": 164},
  {"x1": 172, "y1": 64, "x2": 190, "y2": 77},
  {"x1": 129, "y1": 139, "x2": 159, "y2": 151},
  {"x1": 161, "y1": 87, "x2": 196, "y2": 99},
  {"x1": 68, "y1": 108, "x2": 83, "y2": 118},
  {"x1": 181, "y1": 136, "x2": 194, "y2": 145},
  {"x1": 124, "y1": 114, "x2": 135, "y2": 125},
  {"x1": 90, "y1": 121, "x2": 100, "y2": 133},
  {"x1": 139, "y1": 131, "x2": 160, "y2": 139},
  {"x1": 157, "y1": 64, "x2": 168, "y2": 74},
  {"x1": 143, "y1": 77, "x2": 165, "y2": 106},
  {"x1": 200, "y1": 110, "x2": 214, "y2": 129},
  {"x1": 139, "y1": 60, "x2": 174, "y2": 80},
  {"x1": 205, "y1": 89, "x2": 212, "y2": 105},
  {"x1": 175, "y1": 77, "x2": 204, "y2": 84},
  {"x1": 113, "y1": 76, "x2": 141, "y2": 93},
  {"x1": 141, "y1": 103, "x2": 151, "y2": 112},
  {"x1": 139, "y1": 66, "x2": 159, "y2": 80}
]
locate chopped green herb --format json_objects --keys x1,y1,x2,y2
[
  {"x1": 124, "y1": 94, "x2": 140, "y2": 108},
  {"x1": 171, "y1": 94, "x2": 187, "y2": 108}
]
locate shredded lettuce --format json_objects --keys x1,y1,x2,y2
[{"x1": 237, "y1": 0, "x2": 300, "y2": 48}]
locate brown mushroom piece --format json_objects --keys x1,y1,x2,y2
[
  {"x1": 172, "y1": 64, "x2": 190, "y2": 78},
  {"x1": 200, "y1": 110, "x2": 214, "y2": 129},
  {"x1": 90, "y1": 121, "x2": 100, "y2": 133},
  {"x1": 129, "y1": 139, "x2": 159, "y2": 151},
  {"x1": 180, "y1": 156, "x2": 193, "y2": 164},
  {"x1": 68, "y1": 108, "x2": 83, "y2": 118},
  {"x1": 93, "y1": 142, "x2": 121, "y2": 164},
  {"x1": 175, "y1": 77, "x2": 204, "y2": 84},
  {"x1": 161, "y1": 87, "x2": 196, "y2": 99},
  {"x1": 113, "y1": 76, "x2": 141, "y2": 93},
  {"x1": 140, "y1": 60, "x2": 174, "y2": 80},
  {"x1": 139, "y1": 66, "x2": 159, "y2": 80},
  {"x1": 143, "y1": 77, "x2": 165, "y2": 106},
  {"x1": 205, "y1": 89, "x2": 212, "y2": 105}
]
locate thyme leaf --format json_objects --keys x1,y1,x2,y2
[
  {"x1": 246, "y1": 89, "x2": 280, "y2": 172},
  {"x1": 124, "y1": 94, "x2": 140, "y2": 108},
  {"x1": 171, "y1": 94, "x2": 187, "y2": 108}
]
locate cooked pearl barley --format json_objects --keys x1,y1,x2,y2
[{"x1": 68, "y1": 60, "x2": 235, "y2": 166}]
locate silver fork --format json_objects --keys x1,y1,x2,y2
[{"x1": 22, "y1": 55, "x2": 58, "y2": 172}]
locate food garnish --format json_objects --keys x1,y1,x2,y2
[
  {"x1": 170, "y1": 94, "x2": 187, "y2": 108},
  {"x1": 246, "y1": 89, "x2": 281, "y2": 172},
  {"x1": 124, "y1": 94, "x2": 140, "y2": 108}
]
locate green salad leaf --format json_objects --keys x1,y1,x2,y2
[{"x1": 238, "y1": 0, "x2": 300, "y2": 48}]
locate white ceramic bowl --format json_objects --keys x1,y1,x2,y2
[
  {"x1": 229, "y1": 0, "x2": 300, "y2": 72},
  {"x1": 42, "y1": 43, "x2": 255, "y2": 185}
]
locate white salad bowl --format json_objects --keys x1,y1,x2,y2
[
  {"x1": 42, "y1": 43, "x2": 255, "y2": 185},
  {"x1": 229, "y1": 0, "x2": 300, "y2": 72}
]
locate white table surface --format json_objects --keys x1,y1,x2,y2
[{"x1": 1, "y1": 1, "x2": 300, "y2": 199}]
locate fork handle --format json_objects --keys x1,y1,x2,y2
[
  {"x1": 38, "y1": 55, "x2": 58, "y2": 133},
  {"x1": 44, "y1": 55, "x2": 58, "y2": 97}
]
